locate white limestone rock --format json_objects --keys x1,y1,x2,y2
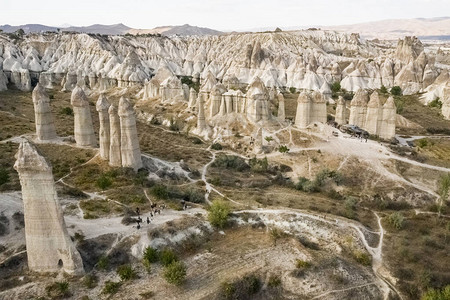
[
  {"x1": 335, "y1": 96, "x2": 347, "y2": 125},
  {"x1": 108, "y1": 105, "x2": 122, "y2": 167},
  {"x1": 32, "y1": 84, "x2": 57, "y2": 141},
  {"x1": 71, "y1": 86, "x2": 97, "y2": 147},
  {"x1": 14, "y1": 141, "x2": 84, "y2": 275},
  {"x1": 118, "y1": 97, "x2": 143, "y2": 171},
  {"x1": 96, "y1": 94, "x2": 111, "y2": 160}
]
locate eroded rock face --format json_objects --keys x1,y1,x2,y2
[
  {"x1": 295, "y1": 91, "x2": 327, "y2": 128},
  {"x1": 96, "y1": 94, "x2": 111, "y2": 160},
  {"x1": 71, "y1": 86, "x2": 96, "y2": 147},
  {"x1": 32, "y1": 84, "x2": 57, "y2": 141},
  {"x1": 277, "y1": 91, "x2": 285, "y2": 121},
  {"x1": 335, "y1": 96, "x2": 347, "y2": 125},
  {"x1": 197, "y1": 92, "x2": 207, "y2": 132},
  {"x1": 13, "y1": 141, "x2": 84, "y2": 275},
  {"x1": 118, "y1": 97, "x2": 143, "y2": 171},
  {"x1": 0, "y1": 70, "x2": 8, "y2": 91},
  {"x1": 108, "y1": 105, "x2": 122, "y2": 167}
]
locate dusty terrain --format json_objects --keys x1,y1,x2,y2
[{"x1": 0, "y1": 87, "x2": 449, "y2": 300}]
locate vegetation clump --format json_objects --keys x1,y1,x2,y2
[
  {"x1": 208, "y1": 199, "x2": 231, "y2": 228},
  {"x1": 102, "y1": 281, "x2": 121, "y2": 295},
  {"x1": 163, "y1": 261, "x2": 187, "y2": 285},
  {"x1": 388, "y1": 212, "x2": 405, "y2": 230},
  {"x1": 46, "y1": 281, "x2": 71, "y2": 298},
  {"x1": 117, "y1": 264, "x2": 137, "y2": 281}
]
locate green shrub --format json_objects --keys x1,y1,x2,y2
[
  {"x1": 353, "y1": 250, "x2": 372, "y2": 266},
  {"x1": 417, "y1": 139, "x2": 429, "y2": 148},
  {"x1": 46, "y1": 281, "x2": 70, "y2": 298},
  {"x1": 117, "y1": 264, "x2": 137, "y2": 281},
  {"x1": 267, "y1": 275, "x2": 282, "y2": 287},
  {"x1": 289, "y1": 87, "x2": 296, "y2": 94},
  {"x1": 278, "y1": 145, "x2": 290, "y2": 153},
  {"x1": 83, "y1": 274, "x2": 98, "y2": 289},
  {"x1": 143, "y1": 246, "x2": 159, "y2": 264},
  {"x1": 150, "y1": 184, "x2": 168, "y2": 199},
  {"x1": 163, "y1": 261, "x2": 187, "y2": 285},
  {"x1": 394, "y1": 97, "x2": 405, "y2": 114},
  {"x1": 421, "y1": 285, "x2": 450, "y2": 300},
  {"x1": 0, "y1": 168, "x2": 10, "y2": 186},
  {"x1": 296, "y1": 177, "x2": 319, "y2": 193},
  {"x1": 380, "y1": 85, "x2": 388, "y2": 94},
  {"x1": 97, "y1": 255, "x2": 109, "y2": 270},
  {"x1": 390, "y1": 86, "x2": 402, "y2": 96},
  {"x1": 208, "y1": 199, "x2": 231, "y2": 228},
  {"x1": 331, "y1": 82, "x2": 341, "y2": 93},
  {"x1": 159, "y1": 248, "x2": 178, "y2": 266},
  {"x1": 169, "y1": 118, "x2": 180, "y2": 132},
  {"x1": 211, "y1": 143, "x2": 223, "y2": 150},
  {"x1": 248, "y1": 157, "x2": 269, "y2": 173},
  {"x1": 102, "y1": 281, "x2": 121, "y2": 295},
  {"x1": 60, "y1": 107, "x2": 73, "y2": 115},
  {"x1": 96, "y1": 174, "x2": 113, "y2": 190},
  {"x1": 428, "y1": 98, "x2": 443, "y2": 109},
  {"x1": 212, "y1": 155, "x2": 249, "y2": 171},
  {"x1": 388, "y1": 212, "x2": 405, "y2": 230},
  {"x1": 191, "y1": 137, "x2": 203, "y2": 144},
  {"x1": 219, "y1": 274, "x2": 261, "y2": 299},
  {"x1": 296, "y1": 259, "x2": 311, "y2": 269},
  {"x1": 264, "y1": 136, "x2": 273, "y2": 143}
]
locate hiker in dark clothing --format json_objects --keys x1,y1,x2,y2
[
  {"x1": 147, "y1": 217, "x2": 150, "y2": 224},
  {"x1": 136, "y1": 207, "x2": 140, "y2": 216}
]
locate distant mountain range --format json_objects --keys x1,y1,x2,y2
[
  {"x1": 1, "y1": 17, "x2": 450, "y2": 40},
  {"x1": 323, "y1": 17, "x2": 450, "y2": 40},
  {"x1": 0, "y1": 23, "x2": 222, "y2": 36}
]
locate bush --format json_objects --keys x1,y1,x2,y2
[
  {"x1": 248, "y1": 157, "x2": 269, "y2": 173},
  {"x1": 163, "y1": 261, "x2": 187, "y2": 285},
  {"x1": 102, "y1": 281, "x2": 121, "y2": 295},
  {"x1": 96, "y1": 174, "x2": 113, "y2": 190},
  {"x1": 278, "y1": 145, "x2": 290, "y2": 153},
  {"x1": 143, "y1": 246, "x2": 159, "y2": 264},
  {"x1": 380, "y1": 85, "x2": 388, "y2": 94},
  {"x1": 159, "y1": 248, "x2": 178, "y2": 266},
  {"x1": 394, "y1": 97, "x2": 405, "y2": 114},
  {"x1": 150, "y1": 184, "x2": 168, "y2": 199},
  {"x1": 212, "y1": 155, "x2": 249, "y2": 171},
  {"x1": 169, "y1": 118, "x2": 181, "y2": 132},
  {"x1": 0, "y1": 168, "x2": 9, "y2": 186},
  {"x1": 219, "y1": 274, "x2": 262, "y2": 299},
  {"x1": 268, "y1": 275, "x2": 282, "y2": 287},
  {"x1": 211, "y1": 143, "x2": 223, "y2": 150},
  {"x1": 417, "y1": 139, "x2": 429, "y2": 148},
  {"x1": 388, "y1": 212, "x2": 405, "y2": 230},
  {"x1": 421, "y1": 285, "x2": 450, "y2": 300},
  {"x1": 390, "y1": 86, "x2": 402, "y2": 96},
  {"x1": 331, "y1": 82, "x2": 341, "y2": 93},
  {"x1": 97, "y1": 255, "x2": 109, "y2": 270},
  {"x1": 83, "y1": 274, "x2": 98, "y2": 289},
  {"x1": 208, "y1": 199, "x2": 231, "y2": 228},
  {"x1": 289, "y1": 87, "x2": 296, "y2": 94},
  {"x1": 117, "y1": 264, "x2": 137, "y2": 281},
  {"x1": 296, "y1": 177, "x2": 319, "y2": 193},
  {"x1": 296, "y1": 259, "x2": 311, "y2": 269},
  {"x1": 60, "y1": 107, "x2": 73, "y2": 115},
  {"x1": 428, "y1": 98, "x2": 443, "y2": 109},
  {"x1": 46, "y1": 281, "x2": 70, "y2": 298},
  {"x1": 353, "y1": 250, "x2": 372, "y2": 266}
]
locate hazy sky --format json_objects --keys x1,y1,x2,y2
[{"x1": 1, "y1": 0, "x2": 448, "y2": 30}]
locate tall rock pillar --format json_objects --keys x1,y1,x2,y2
[
  {"x1": 197, "y1": 92, "x2": 207, "y2": 131},
  {"x1": 335, "y1": 96, "x2": 347, "y2": 125},
  {"x1": 277, "y1": 91, "x2": 285, "y2": 121},
  {"x1": 32, "y1": 84, "x2": 57, "y2": 141},
  {"x1": 108, "y1": 105, "x2": 122, "y2": 167},
  {"x1": 14, "y1": 141, "x2": 84, "y2": 275},
  {"x1": 118, "y1": 97, "x2": 143, "y2": 171},
  {"x1": 71, "y1": 86, "x2": 96, "y2": 147},
  {"x1": 96, "y1": 94, "x2": 111, "y2": 160}
]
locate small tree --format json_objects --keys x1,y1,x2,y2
[
  {"x1": 117, "y1": 264, "x2": 137, "y2": 281},
  {"x1": 388, "y1": 212, "x2": 405, "y2": 230},
  {"x1": 159, "y1": 248, "x2": 178, "y2": 266},
  {"x1": 163, "y1": 261, "x2": 187, "y2": 285},
  {"x1": 289, "y1": 87, "x2": 296, "y2": 94},
  {"x1": 380, "y1": 85, "x2": 388, "y2": 94},
  {"x1": 96, "y1": 174, "x2": 112, "y2": 190},
  {"x1": 331, "y1": 82, "x2": 341, "y2": 93},
  {"x1": 278, "y1": 145, "x2": 290, "y2": 154},
  {"x1": 208, "y1": 199, "x2": 231, "y2": 228},
  {"x1": 264, "y1": 136, "x2": 273, "y2": 143},
  {"x1": 390, "y1": 86, "x2": 402, "y2": 96}
]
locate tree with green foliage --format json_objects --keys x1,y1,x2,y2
[
  {"x1": 278, "y1": 145, "x2": 290, "y2": 153},
  {"x1": 331, "y1": 82, "x2": 341, "y2": 93},
  {"x1": 380, "y1": 85, "x2": 388, "y2": 94},
  {"x1": 390, "y1": 86, "x2": 402, "y2": 96},
  {"x1": 96, "y1": 174, "x2": 112, "y2": 190},
  {"x1": 438, "y1": 173, "x2": 450, "y2": 216},
  {"x1": 208, "y1": 199, "x2": 231, "y2": 228},
  {"x1": 163, "y1": 261, "x2": 187, "y2": 285},
  {"x1": 421, "y1": 285, "x2": 450, "y2": 300},
  {"x1": 117, "y1": 264, "x2": 137, "y2": 281},
  {"x1": 264, "y1": 136, "x2": 273, "y2": 143},
  {"x1": 289, "y1": 87, "x2": 296, "y2": 94},
  {"x1": 159, "y1": 248, "x2": 178, "y2": 266},
  {"x1": 388, "y1": 212, "x2": 405, "y2": 230}
]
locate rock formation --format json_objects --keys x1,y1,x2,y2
[
  {"x1": 96, "y1": 94, "x2": 111, "y2": 160},
  {"x1": 277, "y1": 91, "x2": 285, "y2": 121},
  {"x1": 348, "y1": 90, "x2": 396, "y2": 139},
  {"x1": 197, "y1": 92, "x2": 207, "y2": 131},
  {"x1": 295, "y1": 91, "x2": 327, "y2": 128},
  {"x1": 108, "y1": 105, "x2": 122, "y2": 167},
  {"x1": 188, "y1": 88, "x2": 198, "y2": 109},
  {"x1": 118, "y1": 97, "x2": 143, "y2": 171},
  {"x1": 32, "y1": 84, "x2": 57, "y2": 141},
  {"x1": 335, "y1": 96, "x2": 347, "y2": 125},
  {"x1": 14, "y1": 141, "x2": 84, "y2": 275},
  {"x1": 0, "y1": 70, "x2": 8, "y2": 91},
  {"x1": 71, "y1": 86, "x2": 97, "y2": 147}
]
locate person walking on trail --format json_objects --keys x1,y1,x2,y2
[
  {"x1": 146, "y1": 217, "x2": 150, "y2": 224},
  {"x1": 136, "y1": 207, "x2": 140, "y2": 216}
]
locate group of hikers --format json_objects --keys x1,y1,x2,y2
[{"x1": 134, "y1": 204, "x2": 166, "y2": 230}]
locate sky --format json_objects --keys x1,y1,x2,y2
[{"x1": 0, "y1": 0, "x2": 449, "y2": 31}]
